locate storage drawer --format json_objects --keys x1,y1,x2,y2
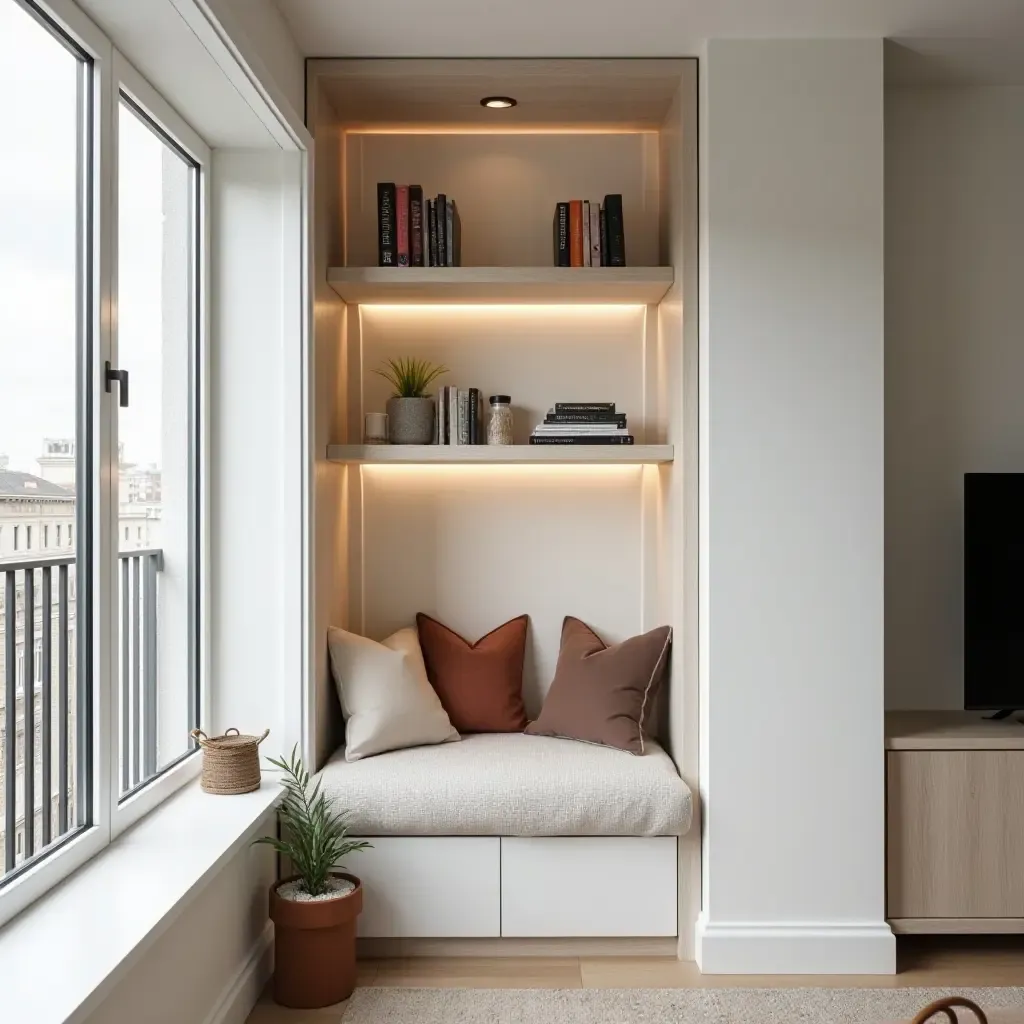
[
  {"x1": 352, "y1": 837, "x2": 501, "y2": 937},
  {"x1": 500, "y1": 836, "x2": 677, "y2": 937},
  {"x1": 887, "y1": 750, "x2": 1024, "y2": 919}
]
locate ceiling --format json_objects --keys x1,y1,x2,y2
[{"x1": 274, "y1": 0, "x2": 1024, "y2": 85}]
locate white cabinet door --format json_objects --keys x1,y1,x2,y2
[
  {"x1": 501, "y1": 837, "x2": 677, "y2": 937},
  {"x1": 352, "y1": 837, "x2": 501, "y2": 937}
]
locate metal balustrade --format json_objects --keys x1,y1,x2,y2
[{"x1": 0, "y1": 549, "x2": 163, "y2": 880}]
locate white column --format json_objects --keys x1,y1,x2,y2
[{"x1": 696, "y1": 39, "x2": 892, "y2": 974}]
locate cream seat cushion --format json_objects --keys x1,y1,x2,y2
[
  {"x1": 327, "y1": 625, "x2": 459, "y2": 761},
  {"x1": 316, "y1": 732, "x2": 692, "y2": 836}
]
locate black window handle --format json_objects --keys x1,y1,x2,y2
[{"x1": 104, "y1": 361, "x2": 129, "y2": 408}]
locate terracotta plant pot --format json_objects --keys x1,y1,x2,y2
[{"x1": 269, "y1": 872, "x2": 363, "y2": 1008}]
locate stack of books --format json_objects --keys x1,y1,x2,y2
[
  {"x1": 552, "y1": 195, "x2": 625, "y2": 268},
  {"x1": 436, "y1": 385, "x2": 483, "y2": 444},
  {"x1": 377, "y1": 183, "x2": 461, "y2": 268},
  {"x1": 530, "y1": 403, "x2": 634, "y2": 445}
]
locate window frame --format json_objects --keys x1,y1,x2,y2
[
  {"x1": 108, "y1": 51, "x2": 210, "y2": 839},
  {"x1": 0, "y1": 0, "x2": 209, "y2": 927}
]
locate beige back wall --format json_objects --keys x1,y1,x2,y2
[{"x1": 886, "y1": 85, "x2": 1024, "y2": 709}]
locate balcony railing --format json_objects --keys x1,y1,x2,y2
[{"x1": 0, "y1": 549, "x2": 163, "y2": 879}]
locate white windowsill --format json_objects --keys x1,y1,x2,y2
[{"x1": 0, "y1": 779, "x2": 282, "y2": 1024}]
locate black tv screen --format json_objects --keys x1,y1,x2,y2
[{"x1": 965, "y1": 473, "x2": 1024, "y2": 711}]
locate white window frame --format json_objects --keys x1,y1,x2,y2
[
  {"x1": 108, "y1": 50, "x2": 210, "y2": 839},
  {"x1": 0, "y1": 0, "x2": 210, "y2": 927}
]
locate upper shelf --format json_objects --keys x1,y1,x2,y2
[
  {"x1": 327, "y1": 444, "x2": 674, "y2": 465},
  {"x1": 326, "y1": 266, "x2": 674, "y2": 305}
]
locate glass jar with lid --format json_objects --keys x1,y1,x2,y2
[{"x1": 487, "y1": 395, "x2": 513, "y2": 445}]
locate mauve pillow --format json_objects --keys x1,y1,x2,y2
[
  {"x1": 416, "y1": 613, "x2": 529, "y2": 733},
  {"x1": 526, "y1": 617, "x2": 672, "y2": 754}
]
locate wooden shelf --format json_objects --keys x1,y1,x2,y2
[
  {"x1": 885, "y1": 711, "x2": 1024, "y2": 750},
  {"x1": 326, "y1": 444, "x2": 674, "y2": 465},
  {"x1": 326, "y1": 266, "x2": 674, "y2": 305}
]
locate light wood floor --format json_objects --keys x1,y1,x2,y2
[{"x1": 246, "y1": 937, "x2": 1024, "y2": 1022}]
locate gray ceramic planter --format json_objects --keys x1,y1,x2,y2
[{"x1": 387, "y1": 396, "x2": 436, "y2": 444}]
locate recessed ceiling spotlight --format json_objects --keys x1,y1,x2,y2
[{"x1": 481, "y1": 96, "x2": 517, "y2": 109}]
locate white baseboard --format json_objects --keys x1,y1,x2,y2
[
  {"x1": 202, "y1": 922, "x2": 275, "y2": 1024},
  {"x1": 694, "y1": 916, "x2": 896, "y2": 975}
]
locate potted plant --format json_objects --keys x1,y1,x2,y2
[
  {"x1": 254, "y1": 747, "x2": 371, "y2": 1009},
  {"x1": 373, "y1": 356, "x2": 447, "y2": 444}
]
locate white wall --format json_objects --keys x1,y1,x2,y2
[
  {"x1": 697, "y1": 39, "x2": 892, "y2": 974},
  {"x1": 886, "y1": 86, "x2": 1024, "y2": 710},
  {"x1": 216, "y1": 0, "x2": 305, "y2": 118},
  {"x1": 85, "y1": 823, "x2": 276, "y2": 1024}
]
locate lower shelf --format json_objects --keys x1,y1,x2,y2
[{"x1": 326, "y1": 444, "x2": 674, "y2": 465}]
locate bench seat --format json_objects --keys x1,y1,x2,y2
[{"x1": 316, "y1": 732, "x2": 692, "y2": 838}]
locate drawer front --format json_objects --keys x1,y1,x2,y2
[
  {"x1": 888, "y1": 751, "x2": 1024, "y2": 919},
  {"x1": 500, "y1": 837, "x2": 677, "y2": 937},
  {"x1": 352, "y1": 837, "x2": 501, "y2": 937}
]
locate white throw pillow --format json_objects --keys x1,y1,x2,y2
[{"x1": 327, "y1": 625, "x2": 460, "y2": 761}]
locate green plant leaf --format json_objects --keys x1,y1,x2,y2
[
  {"x1": 254, "y1": 746, "x2": 373, "y2": 895},
  {"x1": 372, "y1": 356, "x2": 448, "y2": 398}
]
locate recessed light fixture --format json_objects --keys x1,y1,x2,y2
[{"x1": 481, "y1": 96, "x2": 517, "y2": 109}]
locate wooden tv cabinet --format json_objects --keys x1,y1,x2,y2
[{"x1": 886, "y1": 711, "x2": 1024, "y2": 934}]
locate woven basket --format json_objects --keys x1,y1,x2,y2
[{"x1": 191, "y1": 727, "x2": 269, "y2": 795}]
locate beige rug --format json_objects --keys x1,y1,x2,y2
[{"x1": 339, "y1": 986, "x2": 1024, "y2": 1023}]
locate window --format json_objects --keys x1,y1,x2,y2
[
  {"x1": 116, "y1": 93, "x2": 201, "y2": 797},
  {"x1": 0, "y1": 0, "x2": 207, "y2": 924}
]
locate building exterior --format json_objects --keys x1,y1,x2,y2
[{"x1": 0, "y1": 441, "x2": 163, "y2": 866}]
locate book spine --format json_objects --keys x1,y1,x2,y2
[
  {"x1": 446, "y1": 200, "x2": 454, "y2": 267},
  {"x1": 553, "y1": 202, "x2": 570, "y2": 267},
  {"x1": 436, "y1": 193, "x2": 447, "y2": 267},
  {"x1": 396, "y1": 185, "x2": 410, "y2": 267},
  {"x1": 436, "y1": 386, "x2": 444, "y2": 443},
  {"x1": 377, "y1": 182, "x2": 396, "y2": 267},
  {"x1": 428, "y1": 201, "x2": 439, "y2": 268},
  {"x1": 529, "y1": 436, "x2": 635, "y2": 445},
  {"x1": 603, "y1": 193, "x2": 626, "y2": 266},
  {"x1": 449, "y1": 200, "x2": 461, "y2": 267},
  {"x1": 545, "y1": 413, "x2": 627, "y2": 425},
  {"x1": 410, "y1": 185, "x2": 424, "y2": 267},
  {"x1": 422, "y1": 197, "x2": 431, "y2": 266},
  {"x1": 599, "y1": 207, "x2": 609, "y2": 267},
  {"x1": 469, "y1": 388, "x2": 480, "y2": 444},
  {"x1": 458, "y1": 390, "x2": 469, "y2": 444},
  {"x1": 589, "y1": 203, "x2": 602, "y2": 267},
  {"x1": 449, "y1": 386, "x2": 459, "y2": 445},
  {"x1": 582, "y1": 200, "x2": 592, "y2": 267},
  {"x1": 554, "y1": 402, "x2": 615, "y2": 413},
  {"x1": 569, "y1": 200, "x2": 584, "y2": 267}
]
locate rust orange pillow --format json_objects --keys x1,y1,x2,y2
[
  {"x1": 526, "y1": 616, "x2": 672, "y2": 754},
  {"x1": 416, "y1": 613, "x2": 529, "y2": 733}
]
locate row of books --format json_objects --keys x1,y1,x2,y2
[
  {"x1": 377, "y1": 183, "x2": 462, "y2": 268},
  {"x1": 552, "y1": 195, "x2": 626, "y2": 268},
  {"x1": 529, "y1": 403, "x2": 635, "y2": 445},
  {"x1": 436, "y1": 386, "x2": 483, "y2": 444}
]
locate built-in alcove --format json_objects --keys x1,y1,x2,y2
[{"x1": 306, "y1": 57, "x2": 698, "y2": 956}]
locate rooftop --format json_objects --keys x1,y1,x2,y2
[{"x1": 0, "y1": 470, "x2": 73, "y2": 500}]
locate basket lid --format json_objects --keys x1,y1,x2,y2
[{"x1": 191, "y1": 727, "x2": 269, "y2": 750}]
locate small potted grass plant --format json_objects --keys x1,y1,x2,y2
[
  {"x1": 374, "y1": 356, "x2": 447, "y2": 444},
  {"x1": 255, "y1": 747, "x2": 371, "y2": 1009}
]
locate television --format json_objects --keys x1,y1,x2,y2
[{"x1": 964, "y1": 473, "x2": 1024, "y2": 714}]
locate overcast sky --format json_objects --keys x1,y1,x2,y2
[{"x1": 1, "y1": 0, "x2": 178, "y2": 479}]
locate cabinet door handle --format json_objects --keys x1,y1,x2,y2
[{"x1": 104, "y1": 361, "x2": 129, "y2": 408}]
